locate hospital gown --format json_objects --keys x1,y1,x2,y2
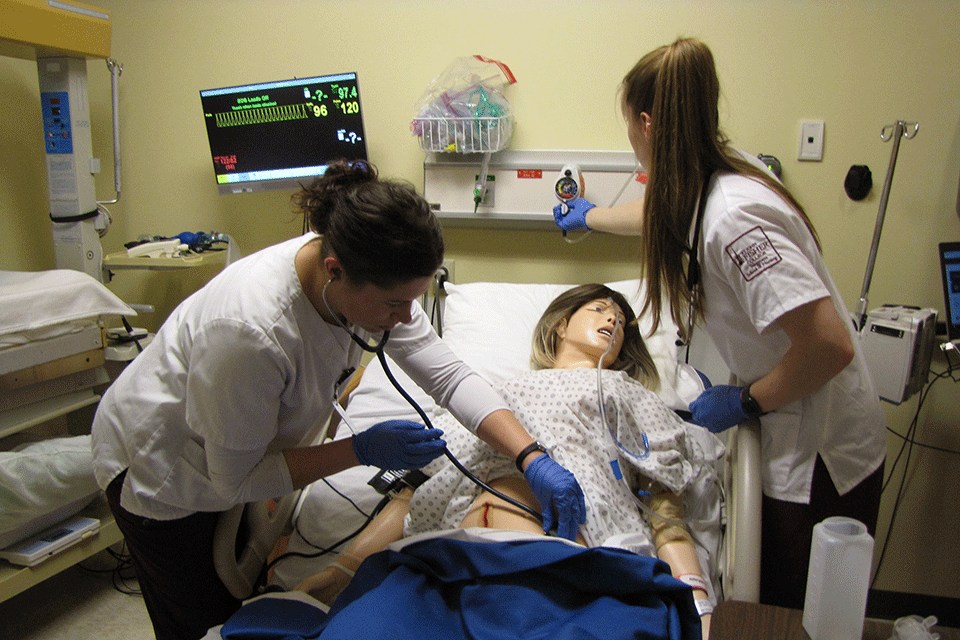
[{"x1": 405, "y1": 368, "x2": 723, "y2": 555}]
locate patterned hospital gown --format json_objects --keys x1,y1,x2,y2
[{"x1": 404, "y1": 368, "x2": 721, "y2": 555}]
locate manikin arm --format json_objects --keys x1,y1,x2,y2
[
  {"x1": 642, "y1": 482, "x2": 712, "y2": 640},
  {"x1": 295, "y1": 487, "x2": 413, "y2": 604}
]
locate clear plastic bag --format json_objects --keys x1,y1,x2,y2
[{"x1": 411, "y1": 56, "x2": 516, "y2": 153}]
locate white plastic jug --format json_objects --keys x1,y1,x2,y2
[{"x1": 802, "y1": 516, "x2": 875, "y2": 640}]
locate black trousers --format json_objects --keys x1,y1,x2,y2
[
  {"x1": 105, "y1": 471, "x2": 241, "y2": 640},
  {"x1": 759, "y1": 455, "x2": 884, "y2": 610}
]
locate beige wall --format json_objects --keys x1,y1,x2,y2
[{"x1": 2, "y1": 0, "x2": 959, "y2": 599}]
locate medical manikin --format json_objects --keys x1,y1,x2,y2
[{"x1": 296, "y1": 284, "x2": 721, "y2": 640}]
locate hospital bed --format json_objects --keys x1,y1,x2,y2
[
  {"x1": 0, "y1": 269, "x2": 135, "y2": 603},
  {"x1": 210, "y1": 277, "x2": 762, "y2": 637}
]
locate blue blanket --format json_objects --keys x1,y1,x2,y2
[{"x1": 221, "y1": 537, "x2": 701, "y2": 640}]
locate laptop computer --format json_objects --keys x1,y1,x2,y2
[{"x1": 938, "y1": 241, "x2": 960, "y2": 343}]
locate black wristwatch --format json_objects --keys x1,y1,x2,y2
[
  {"x1": 740, "y1": 384, "x2": 766, "y2": 420},
  {"x1": 515, "y1": 441, "x2": 547, "y2": 472}
]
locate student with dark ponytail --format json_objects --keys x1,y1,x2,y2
[{"x1": 93, "y1": 160, "x2": 585, "y2": 639}]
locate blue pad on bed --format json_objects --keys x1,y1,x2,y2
[
  {"x1": 220, "y1": 596, "x2": 328, "y2": 639},
  {"x1": 323, "y1": 537, "x2": 701, "y2": 640}
]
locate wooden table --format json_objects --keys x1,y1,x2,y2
[{"x1": 710, "y1": 600, "x2": 959, "y2": 640}]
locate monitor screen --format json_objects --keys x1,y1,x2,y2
[
  {"x1": 939, "y1": 241, "x2": 960, "y2": 341},
  {"x1": 199, "y1": 72, "x2": 367, "y2": 195}
]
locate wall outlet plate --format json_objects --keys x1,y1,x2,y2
[{"x1": 799, "y1": 120, "x2": 825, "y2": 161}]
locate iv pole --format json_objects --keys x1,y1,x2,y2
[
  {"x1": 854, "y1": 120, "x2": 919, "y2": 330},
  {"x1": 99, "y1": 58, "x2": 123, "y2": 206}
]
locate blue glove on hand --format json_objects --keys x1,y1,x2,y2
[
  {"x1": 553, "y1": 198, "x2": 595, "y2": 234},
  {"x1": 352, "y1": 419, "x2": 446, "y2": 470},
  {"x1": 689, "y1": 385, "x2": 747, "y2": 433},
  {"x1": 522, "y1": 453, "x2": 587, "y2": 541}
]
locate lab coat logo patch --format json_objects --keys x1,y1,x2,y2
[{"x1": 725, "y1": 226, "x2": 782, "y2": 281}]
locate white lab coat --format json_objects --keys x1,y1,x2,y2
[
  {"x1": 92, "y1": 233, "x2": 507, "y2": 520},
  {"x1": 697, "y1": 171, "x2": 885, "y2": 503}
]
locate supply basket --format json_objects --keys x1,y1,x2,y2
[{"x1": 413, "y1": 114, "x2": 513, "y2": 154}]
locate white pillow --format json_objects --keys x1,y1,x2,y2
[
  {"x1": 0, "y1": 269, "x2": 135, "y2": 346},
  {"x1": 441, "y1": 279, "x2": 683, "y2": 397},
  {"x1": 344, "y1": 279, "x2": 699, "y2": 427},
  {"x1": 0, "y1": 436, "x2": 100, "y2": 549}
]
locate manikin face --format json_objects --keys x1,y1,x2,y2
[
  {"x1": 624, "y1": 105, "x2": 652, "y2": 171},
  {"x1": 556, "y1": 298, "x2": 626, "y2": 368},
  {"x1": 337, "y1": 276, "x2": 433, "y2": 334}
]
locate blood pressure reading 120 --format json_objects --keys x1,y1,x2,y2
[{"x1": 199, "y1": 72, "x2": 367, "y2": 187}]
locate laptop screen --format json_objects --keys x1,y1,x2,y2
[{"x1": 939, "y1": 241, "x2": 960, "y2": 341}]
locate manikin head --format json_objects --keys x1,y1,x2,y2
[{"x1": 530, "y1": 284, "x2": 659, "y2": 391}]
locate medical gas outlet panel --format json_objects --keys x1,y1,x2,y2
[{"x1": 424, "y1": 150, "x2": 645, "y2": 230}]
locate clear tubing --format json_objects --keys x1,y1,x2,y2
[
  {"x1": 598, "y1": 298, "x2": 716, "y2": 528},
  {"x1": 597, "y1": 300, "x2": 649, "y2": 462}
]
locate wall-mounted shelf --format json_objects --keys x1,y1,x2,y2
[
  {"x1": 103, "y1": 250, "x2": 226, "y2": 271},
  {"x1": 0, "y1": 0, "x2": 111, "y2": 61}
]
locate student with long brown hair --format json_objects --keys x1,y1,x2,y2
[{"x1": 554, "y1": 38, "x2": 886, "y2": 609}]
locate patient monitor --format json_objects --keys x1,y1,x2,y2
[{"x1": 199, "y1": 72, "x2": 368, "y2": 195}]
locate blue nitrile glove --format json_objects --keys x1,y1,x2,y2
[
  {"x1": 351, "y1": 419, "x2": 446, "y2": 470},
  {"x1": 689, "y1": 385, "x2": 748, "y2": 433},
  {"x1": 522, "y1": 453, "x2": 587, "y2": 541},
  {"x1": 552, "y1": 198, "x2": 595, "y2": 234}
]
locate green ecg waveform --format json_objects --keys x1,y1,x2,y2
[{"x1": 215, "y1": 103, "x2": 309, "y2": 127}]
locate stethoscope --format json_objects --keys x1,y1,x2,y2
[
  {"x1": 321, "y1": 279, "x2": 546, "y2": 526},
  {"x1": 676, "y1": 173, "x2": 713, "y2": 361}
]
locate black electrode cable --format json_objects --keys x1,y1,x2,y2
[
  {"x1": 871, "y1": 365, "x2": 960, "y2": 589},
  {"x1": 261, "y1": 493, "x2": 392, "y2": 589}
]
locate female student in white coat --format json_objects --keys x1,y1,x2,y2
[
  {"x1": 93, "y1": 160, "x2": 585, "y2": 640},
  {"x1": 553, "y1": 38, "x2": 885, "y2": 609}
]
